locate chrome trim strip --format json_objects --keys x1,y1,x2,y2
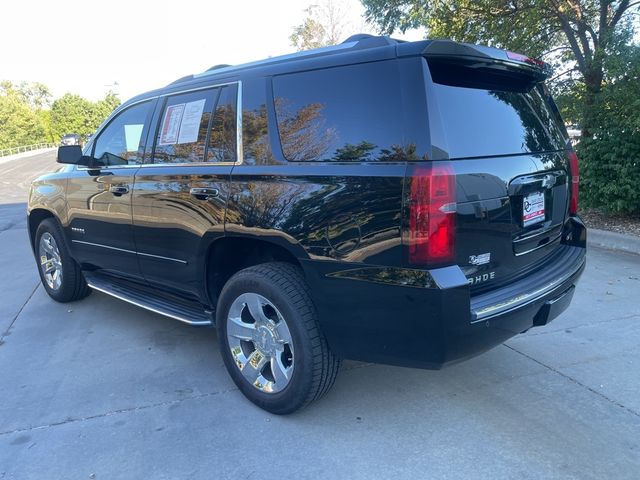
[
  {"x1": 471, "y1": 257, "x2": 585, "y2": 322},
  {"x1": 72, "y1": 240, "x2": 135, "y2": 255},
  {"x1": 86, "y1": 282, "x2": 211, "y2": 326},
  {"x1": 78, "y1": 162, "x2": 236, "y2": 171},
  {"x1": 111, "y1": 81, "x2": 239, "y2": 114},
  {"x1": 107, "y1": 96, "x2": 159, "y2": 120},
  {"x1": 236, "y1": 80, "x2": 243, "y2": 164},
  {"x1": 71, "y1": 240, "x2": 187, "y2": 264},
  {"x1": 137, "y1": 251, "x2": 188, "y2": 264},
  {"x1": 514, "y1": 233, "x2": 562, "y2": 257},
  {"x1": 162, "y1": 81, "x2": 239, "y2": 96}
]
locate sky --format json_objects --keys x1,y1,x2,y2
[{"x1": 1, "y1": 0, "x2": 425, "y2": 103}]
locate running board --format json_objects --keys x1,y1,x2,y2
[{"x1": 84, "y1": 272, "x2": 214, "y2": 326}]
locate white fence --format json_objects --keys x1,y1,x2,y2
[{"x1": 0, "y1": 142, "x2": 57, "y2": 158}]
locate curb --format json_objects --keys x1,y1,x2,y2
[{"x1": 587, "y1": 228, "x2": 640, "y2": 256}]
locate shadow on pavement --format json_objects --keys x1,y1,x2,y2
[{"x1": 0, "y1": 202, "x2": 28, "y2": 233}]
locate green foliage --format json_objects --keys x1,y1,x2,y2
[
  {"x1": 0, "y1": 80, "x2": 120, "y2": 150},
  {"x1": 16, "y1": 81, "x2": 52, "y2": 109},
  {"x1": 362, "y1": 1, "x2": 638, "y2": 128},
  {"x1": 50, "y1": 94, "x2": 94, "y2": 140},
  {"x1": 49, "y1": 91, "x2": 121, "y2": 140},
  {"x1": 0, "y1": 81, "x2": 48, "y2": 149},
  {"x1": 362, "y1": 0, "x2": 640, "y2": 215},
  {"x1": 290, "y1": 7, "x2": 331, "y2": 50},
  {"x1": 552, "y1": 80, "x2": 585, "y2": 126},
  {"x1": 363, "y1": 0, "x2": 555, "y2": 57},
  {"x1": 577, "y1": 43, "x2": 640, "y2": 214}
]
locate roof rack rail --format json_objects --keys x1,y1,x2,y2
[
  {"x1": 342, "y1": 33, "x2": 376, "y2": 43},
  {"x1": 206, "y1": 64, "x2": 232, "y2": 71},
  {"x1": 169, "y1": 34, "x2": 406, "y2": 85},
  {"x1": 342, "y1": 33, "x2": 406, "y2": 47},
  {"x1": 167, "y1": 74, "x2": 194, "y2": 86}
]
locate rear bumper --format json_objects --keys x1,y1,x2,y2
[{"x1": 301, "y1": 220, "x2": 586, "y2": 369}]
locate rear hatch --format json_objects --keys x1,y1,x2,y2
[{"x1": 421, "y1": 41, "x2": 573, "y2": 292}]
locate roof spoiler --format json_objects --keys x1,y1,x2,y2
[{"x1": 423, "y1": 40, "x2": 552, "y2": 80}]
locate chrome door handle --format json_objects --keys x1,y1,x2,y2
[
  {"x1": 109, "y1": 185, "x2": 129, "y2": 196},
  {"x1": 190, "y1": 187, "x2": 220, "y2": 200}
]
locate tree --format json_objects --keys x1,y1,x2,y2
[
  {"x1": 0, "y1": 81, "x2": 47, "y2": 149},
  {"x1": 50, "y1": 91, "x2": 121, "y2": 140},
  {"x1": 93, "y1": 91, "x2": 121, "y2": 123},
  {"x1": 362, "y1": 0, "x2": 640, "y2": 136},
  {"x1": 50, "y1": 94, "x2": 95, "y2": 140},
  {"x1": 0, "y1": 80, "x2": 120, "y2": 149},
  {"x1": 576, "y1": 41, "x2": 640, "y2": 213},
  {"x1": 290, "y1": 1, "x2": 349, "y2": 50},
  {"x1": 16, "y1": 82, "x2": 52, "y2": 110}
]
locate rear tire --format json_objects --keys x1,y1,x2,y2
[
  {"x1": 35, "y1": 218, "x2": 91, "y2": 303},
  {"x1": 217, "y1": 262, "x2": 340, "y2": 414}
]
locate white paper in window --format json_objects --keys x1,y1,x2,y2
[
  {"x1": 159, "y1": 104, "x2": 185, "y2": 145},
  {"x1": 177, "y1": 99, "x2": 206, "y2": 144},
  {"x1": 124, "y1": 124, "x2": 144, "y2": 152}
]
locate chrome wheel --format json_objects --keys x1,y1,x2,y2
[
  {"x1": 226, "y1": 292, "x2": 294, "y2": 393},
  {"x1": 39, "y1": 232, "x2": 63, "y2": 291}
]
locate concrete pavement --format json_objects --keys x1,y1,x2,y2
[{"x1": 0, "y1": 152, "x2": 638, "y2": 479}]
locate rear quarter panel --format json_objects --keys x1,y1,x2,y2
[{"x1": 226, "y1": 162, "x2": 406, "y2": 265}]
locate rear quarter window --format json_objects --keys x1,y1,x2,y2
[{"x1": 273, "y1": 61, "x2": 415, "y2": 162}]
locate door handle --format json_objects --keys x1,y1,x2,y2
[
  {"x1": 109, "y1": 185, "x2": 129, "y2": 196},
  {"x1": 190, "y1": 187, "x2": 220, "y2": 200}
]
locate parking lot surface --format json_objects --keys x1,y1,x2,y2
[{"x1": 1, "y1": 152, "x2": 638, "y2": 479}]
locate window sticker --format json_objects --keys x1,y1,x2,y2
[
  {"x1": 177, "y1": 99, "x2": 206, "y2": 144},
  {"x1": 159, "y1": 104, "x2": 185, "y2": 145}
]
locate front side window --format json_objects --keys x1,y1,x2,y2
[
  {"x1": 153, "y1": 85, "x2": 238, "y2": 164},
  {"x1": 273, "y1": 61, "x2": 409, "y2": 162},
  {"x1": 93, "y1": 101, "x2": 152, "y2": 166}
]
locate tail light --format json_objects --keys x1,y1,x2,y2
[
  {"x1": 567, "y1": 150, "x2": 579, "y2": 215},
  {"x1": 408, "y1": 162, "x2": 456, "y2": 264}
]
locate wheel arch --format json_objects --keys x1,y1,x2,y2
[
  {"x1": 28, "y1": 208, "x2": 59, "y2": 252},
  {"x1": 203, "y1": 234, "x2": 307, "y2": 306}
]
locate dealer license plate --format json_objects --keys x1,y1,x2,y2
[{"x1": 523, "y1": 191, "x2": 545, "y2": 227}]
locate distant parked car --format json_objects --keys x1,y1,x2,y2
[{"x1": 60, "y1": 134, "x2": 81, "y2": 146}]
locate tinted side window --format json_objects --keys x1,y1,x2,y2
[
  {"x1": 153, "y1": 89, "x2": 217, "y2": 164},
  {"x1": 273, "y1": 61, "x2": 409, "y2": 162},
  {"x1": 207, "y1": 84, "x2": 237, "y2": 162},
  {"x1": 242, "y1": 78, "x2": 273, "y2": 165},
  {"x1": 93, "y1": 101, "x2": 152, "y2": 166}
]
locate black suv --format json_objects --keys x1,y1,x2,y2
[{"x1": 28, "y1": 35, "x2": 586, "y2": 414}]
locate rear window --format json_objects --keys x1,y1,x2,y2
[
  {"x1": 428, "y1": 60, "x2": 567, "y2": 159},
  {"x1": 273, "y1": 61, "x2": 410, "y2": 162}
]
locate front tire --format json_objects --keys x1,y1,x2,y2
[
  {"x1": 217, "y1": 262, "x2": 340, "y2": 414},
  {"x1": 35, "y1": 218, "x2": 91, "y2": 302}
]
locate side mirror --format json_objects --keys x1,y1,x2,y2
[{"x1": 57, "y1": 145, "x2": 91, "y2": 165}]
